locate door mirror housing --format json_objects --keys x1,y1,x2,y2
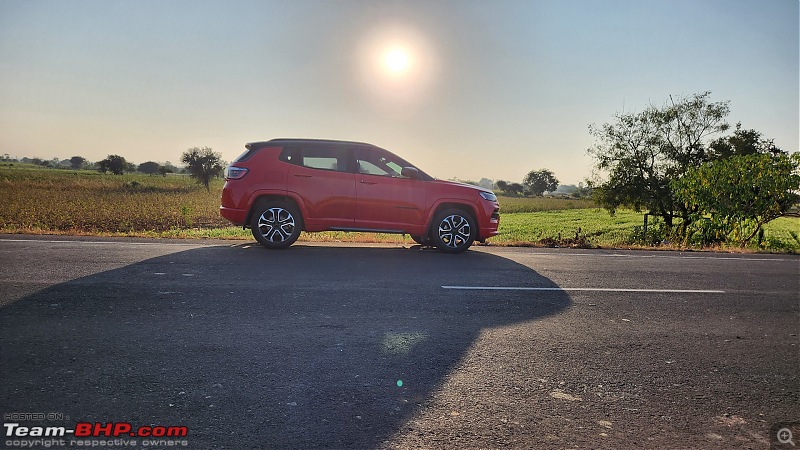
[{"x1": 401, "y1": 167, "x2": 422, "y2": 180}]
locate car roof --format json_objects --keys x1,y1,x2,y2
[
  {"x1": 243, "y1": 138, "x2": 435, "y2": 181},
  {"x1": 247, "y1": 138, "x2": 377, "y2": 150}
]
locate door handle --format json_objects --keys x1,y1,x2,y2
[
  {"x1": 360, "y1": 180, "x2": 378, "y2": 185},
  {"x1": 293, "y1": 174, "x2": 313, "y2": 178}
]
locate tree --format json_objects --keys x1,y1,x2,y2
[
  {"x1": 574, "y1": 181, "x2": 593, "y2": 199},
  {"x1": 708, "y1": 122, "x2": 785, "y2": 159},
  {"x1": 69, "y1": 156, "x2": 86, "y2": 170},
  {"x1": 495, "y1": 180, "x2": 509, "y2": 193},
  {"x1": 673, "y1": 152, "x2": 800, "y2": 246},
  {"x1": 138, "y1": 161, "x2": 161, "y2": 175},
  {"x1": 507, "y1": 183, "x2": 524, "y2": 196},
  {"x1": 97, "y1": 155, "x2": 128, "y2": 175},
  {"x1": 162, "y1": 161, "x2": 178, "y2": 173},
  {"x1": 522, "y1": 169, "x2": 559, "y2": 196},
  {"x1": 478, "y1": 178, "x2": 494, "y2": 189},
  {"x1": 588, "y1": 91, "x2": 730, "y2": 228},
  {"x1": 181, "y1": 147, "x2": 224, "y2": 190}
]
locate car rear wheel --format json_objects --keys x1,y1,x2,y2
[
  {"x1": 431, "y1": 208, "x2": 476, "y2": 254},
  {"x1": 251, "y1": 201, "x2": 302, "y2": 249}
]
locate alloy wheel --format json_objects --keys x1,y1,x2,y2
[
  {"x1": 438, "y1": 214, "x2": 471, "y2": 249},
  {"x1": 257, "y1": 207, "x2": 296, "y2": 243}
]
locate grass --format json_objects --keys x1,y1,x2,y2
[
  {"x1": 0, "y1": 166, "x2": 227, "y2": 233},
  {"x1": 495, "y1": 195, "x2": 596, "y2": 213},
  {"x1": 495, "y1": 211, "x2": 800, "y2": 252},
  {"x1": 758, "y1": 217, "x2": 800, "y2": 252},
  {"x1": 493, "y1": 209, "x2": 642, "y2": 247},
  {"x1": 1, "y1": 166, "x2": 797, "y2": 252}
]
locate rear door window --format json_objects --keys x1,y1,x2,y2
[{"x1": 284, "y1": 146, "x2": 351, "y2": 172}]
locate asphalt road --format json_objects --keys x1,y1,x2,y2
[{"x1": 1, "y1": 235, "x2": 798, "y2": 449}]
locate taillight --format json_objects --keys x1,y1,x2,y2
[{"x1": 224, "y1": 166, "x2": 248, "y2": 180}]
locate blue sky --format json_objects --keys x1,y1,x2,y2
[{"x1": 1, "y1": 0, "x2": 797, "y2": 185}]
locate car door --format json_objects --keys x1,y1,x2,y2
[
  {"x1": 353, "y1": 147, "x2": 427, "y2": 233},
  {"x1": 284, "y1": 145, "x2": 356, "y2": 230}
]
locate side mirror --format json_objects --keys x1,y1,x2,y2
[{"x1": 401, "y1": 167, "x2": 422, "y2": 180}]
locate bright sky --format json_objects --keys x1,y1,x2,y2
[{"x1": 1, "y1": 0, "x2": 797, "y2": 185}]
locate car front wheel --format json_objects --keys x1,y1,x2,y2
[
  {"x1": 431, "y1": 208, "x2": 476, "y2": 254},
  {"x1": 250, "y1": 201, "x2": 302, "y2": 249}
]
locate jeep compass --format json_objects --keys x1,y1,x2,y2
[{"x1": 220, "y1": 139, "x2": 500, "y2": 253}]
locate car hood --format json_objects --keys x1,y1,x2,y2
[{"x1": 431, "y1": 179, "x2": 494, "y2": 194}]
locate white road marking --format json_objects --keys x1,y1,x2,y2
[
  {"x1": 510, "y1": 251, "x2": 793, "y2": 262},
  {"x1": 442, "y1": 286, "x2": 725, "y2": 293}
]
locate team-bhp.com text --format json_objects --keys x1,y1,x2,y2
[{"x1": 4, "y1": 422, "x2": 188, "y2": 448}]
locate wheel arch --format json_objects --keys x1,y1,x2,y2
[
  {"x1": 428, "y1": 203, "x2": 479, "y2": 253},
  {"x1": 246, "y1": 194, "x2": 304, "y2": 229},
  {"x1": 425, "y1": 201, "x2": 479, "y2": 235}
]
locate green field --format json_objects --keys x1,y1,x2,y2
[
  {"x1": 495, "y1": 210, "x2": 800, "y2": 252},
  {"x1": 1, "y1": 165, "x2": 797, "y2": 252}
]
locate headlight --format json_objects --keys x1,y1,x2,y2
[
  {"x1": 479, "y1": 191, "x2": 497, "y2": 201},
  {"x1": 224, "y1": 166, "x2": 248, "y2": 180}
]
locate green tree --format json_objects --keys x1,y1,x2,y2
[
  {"x1": 574, "y1": 181, "x2": 593, "y2": 199},
  {"x1": 708, "y1": 122, "x2": 785, "y2": 159},
  {"x1": 495, "y1": 180, "x2": 509, "y2": 193},
  {"x1": 673, "y1": 152, "x2": 800, "y2": 246},
  {"x1": 181, "y1": 147, "x2": 224, "y2": 190},
  {"x1": 162, "y1": 161, "x2": 179, "y2": 175},
  {"x1": 30, "y1": 157, "x2": 49, "y2": 167},
  {"x1": 522, "y1": 169, "x2": 559, "y2": 196},
  {"x1": 97, "y1": 155, "x2": 127, "y2": 175},
  {"x1": 507, "y1": 182, "x2": 524, "y2": 196},
  {"x1": 588, "y1": 91, "x2": 730, "y2": 228},
  {"x1": 69, "y1": 156, "x2": 86, "y2": 170},
  {"x1": 138, "y1": 161, "x2": 161, "y2": 175}
]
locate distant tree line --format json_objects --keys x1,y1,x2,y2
[
  {"x1": 493, "y1": 169, "x2": 592, "y2": 199},
  {"x1": 2, "y1": 147, "x2": 227, "y2": 190},
  {"x1": 4, "y1": 154, "x2": 182, "y2": 175}
]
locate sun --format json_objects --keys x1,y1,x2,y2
[
  {"x1": 355, "y1": 24, "x2": 438, "y2": 109},
  {"x1": 384, "y1": 48, "x2": 410, "y2": 73}
]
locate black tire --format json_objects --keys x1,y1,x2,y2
[
  {"x1": 410, "y1": 234, "x2": 432, "y2": 246},
  {"x1": 250, "y1": 200, "x2": 303, "y2": 249},
  {"x1": 430, "y1": 208, "x2": 476, "y2": 254}
]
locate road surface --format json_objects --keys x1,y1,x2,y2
[{"x1": 1, "y1": 236, "x2": 797, "y2": 449}]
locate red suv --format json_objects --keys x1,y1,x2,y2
[{"x1": 220, "y1": 139, "x2": 500, "y2": 253}]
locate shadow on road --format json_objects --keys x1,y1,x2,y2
[{"x1": 1, "y1": 244, "x2": 571, "y2": 448}]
